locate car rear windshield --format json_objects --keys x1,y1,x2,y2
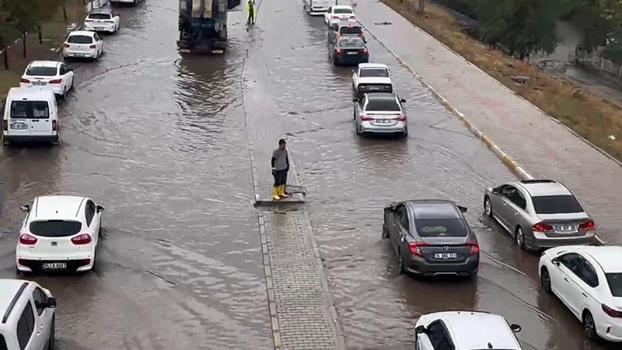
[
  {"x1": 365, "y1": 98, "x2": 400, "y2": 111},
  {"x1": 334, "y1": 8, "x2": 353, "y2": 14},
  {"x1": 26, "y1": 66, "x2": 57, "y2": 76},
  {"x1": 68, "y1": 35, "x2": 93, "y2": 44},
  {"x1": 29, "y1": 220, "x2": 82, "y2": 237},
  {"x1": 532, "y1": 195, "x2": 584, "y2": 214},
  {"x1": 415, "y1": 218, "x2": 468, "y2": 237},
  {"x1": 606, "y1": 273, "x2": 622, "y2": 297},
  {"x1": 10, "y1": 101, "x2": 50, "y2": 119},
  {"x1": 0, "y1": 334, "x2": 6, "y2": 350},
  {"x1": 340, "y1": 26, "x2": 362, "y2": 35},
  {"x1": 360, "y1": 68, "x2": 389, "y2": 77},
  {"x1": 88, "y1": 13, "x2": 111, "y2": 19},
  {"x1": 338, "y1": 38, "x2": 364, "y2": 48}
]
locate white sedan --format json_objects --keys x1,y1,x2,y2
[
  {"x1": 62, "y1": 31, "x2": 104, "y2": 60},
  {"x1": 324, "y1": 5, "x2": 356, "y2": 27},
  {"x1": 352, "y1": 63, "x2": 393, "y2": 97},
  {"x1": 83, "y1": 9, "x2": 120, "y2": 34},
  {"x1": 16, "y1": 195, "x2": 104, "y2": 273},
  {"x1": 539, "y1": 245, "x2": 622, "y2": 342},
  {"x1": 20, "y1": 61, "x2": 75, "y2": 98}
]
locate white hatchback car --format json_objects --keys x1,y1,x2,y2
[
  {"x1": 415, "y1": 311, "x2": 522, "y2": 349},
  {"x1": 16, "y1": 195, "x2": 104, "y2": 273},
  {"x1": 62, "y1": 31, "x2": 104, "y2": 60},
  {"x1": 0, "y1": 279, "x2": 56, "y2": 350},
  {"x1": 324, "y1": 5, "x2": 356, "y2": 27},
  {"x1": 83, "y1": 9, "x2": 120, "y2": 34},
  {"x1": 539, "y1": 245, "x2": 622, "y2": 342},
  {"x1": 20, "y1": 61, "x2": 74, "y2": 99}
]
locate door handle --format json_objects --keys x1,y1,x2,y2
[
  {"x1": 513, "y1": 212, "x2": 520, "y2": 216},
  {"x1": 582, "y1": 292, "x2": 587, "y2": 298},
  {"x1": 564, "y1": 277, "x2": 569, "y2": 282}
]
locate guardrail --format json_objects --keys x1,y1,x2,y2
[{"x1": 573, "y1": 49, "x2": 622, "y2": 79}]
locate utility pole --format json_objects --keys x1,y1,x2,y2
[{"x1": 418, "y1": 0, "x2": 425, "y2": 13}]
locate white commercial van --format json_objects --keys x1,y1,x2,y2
[
  {"x1": 305, "y1": 0, "x2": 336, "y2": 15},
  {"x1": 2, "y1": 88, "x2": 59, "y2": 145}
]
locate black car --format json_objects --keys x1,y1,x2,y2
[
  {"x1": 382, "y1": 199, "x2": 480, "y2": 277},
  {"x1": 328, "y1": 36, "x2": 368, "y2": 66}
]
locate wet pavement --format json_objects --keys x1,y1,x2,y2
[{"x1": 0, "y1": 0, "x2": 620, "y2": 349}]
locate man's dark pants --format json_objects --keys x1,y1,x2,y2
[{"x1": 273, "y1": 169, "x2": 288, "y2": 187}]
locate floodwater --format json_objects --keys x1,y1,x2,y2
[{"x1": 0, "y1": 0, "x2": 619, "y2": 349}]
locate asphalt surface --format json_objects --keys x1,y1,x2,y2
[{"x1": 0, "y1": 0, "x2": 618, "y2": 349}]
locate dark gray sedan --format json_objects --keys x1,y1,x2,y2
[{"x1": 382, "y1": 200, "x2": 480, "y2": 277}]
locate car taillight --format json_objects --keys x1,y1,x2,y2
[
  {"x1": 332, "y1": 16, "x2": 339, "y2": 19},
  {"x1": 49, "y1": 79, "x2": 62, "y2": 84},
  {"x1": 52, "y1": 120, "x2": 57, "y2": 131},
  {"x1": 89, "y1": 44, "x2": 96, "y2": 49},
  {"x1": 20, "y1": 78, "x2": 30, "y2": 83},
  {"x1": 71, "y1": 233, "x2": 92, "y2": 245},
  {"x1": 395, "y1": 115, "x2": 406, "y2": 121},
  {"x1": 533, "y1": 222, "x2": 553, "y2": 233},
  {"x1": 602, "y1": 304, "x2": 622, "y2": 318},
  {"x1": 335, "y1": 48, "x2": 343, "y2": 54},
  {"x1": 408, "y1": 242, "x2": 428, "y2": 257},
  {"x1": 361, "y1": 115, "x2": 373, "y2": 121},
  {"x1": 469, "y1": 243, "x2": 480, "y2": 256},
  {"x1": 579, "y1": 220, "x2": 595, "y2": 232},
  {"x1": 349, "y1": 16, "x2": 356, "y2": 19},
  {"x1": 19, "y1": 233, "x2": 38, "y2": 245},
  {"x1": 63, "y1": 43, "x2": 70, "y2": 48},
  {"x1": 363, "y1": 47, "x2": 369, "y2": 55}
]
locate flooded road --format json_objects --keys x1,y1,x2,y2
[{"x1": 0, "y1": 0, "x2": 619, "y2": 349}]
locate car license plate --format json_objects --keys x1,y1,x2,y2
[
  {"x1": 32, "y1": 81, "x2": 46, "y2": 86},
  {"x1": 10, "y1": 122, "x2": 27, "y2": 130},
  {"x1": 347, "y1": 51, "x2": 357, "y2": 55},
  {"x1": 95, "y1": 27, "x2": 104, "y2": 31},
  {"x1": 42, "y1": 262, "x2": 66, "y2": 270},
  {"x1": 556, "y1": 225, "x2": 576, "y2": 232},
  {"x1": 368, "y1": 86, "x2": 381, "y2": 90},
  {"x1": 434, "y1": 253, "x2": 457, "y2": 259}
]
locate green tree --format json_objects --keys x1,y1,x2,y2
[{"x1": 475, "y1": 0, "x2": 568, "y2": 59}]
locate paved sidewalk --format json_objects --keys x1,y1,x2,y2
[
  {"x1": 258, "y1": 210, "x2": 343, "y2": 349},
  {"x1": 355, "y1": 0, "x2": 622, "y2": 242}
]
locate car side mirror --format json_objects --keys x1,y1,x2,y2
[
  {"x1": 552, "y1": 258, "x2": 560, "y2": 266},
  {"x1": 510, "y1": 324, "x2": 521, "y2": 333},
  {"x1": 352, "y1": 98, "x2": 358, "y2": 102},
  {"x1": 96, "y1": 205, "x2": 105, "y2": 213},
  {"x1": 400, "y1": 98, "x2": 407, "y2": 103},
  {"x1": 457, "y1": 205, "x2": 468, "y2": 213},
  {"x1": 415, "y1": 325, "x2": 427, "y2": 335},
  {"x1": 20, "y1": 204, "x2": 31, "y2": 212},
  {"x1": 46, "y1": 297, "x2": 57, "y2": 309}
]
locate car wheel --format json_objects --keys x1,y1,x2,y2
[
  {"x1": 402, "y1": 127, "x2": 408, "y2": 138},
  {"x1": 355, "y1": 123, "x2": 361, "y2": 136},
  {"x1": 70, "y1": 78, "x2": 74, "y2": 91},
  {"x1": 515, "y1": 227, "x2": 525, "y2": 249},
  {"x1": 484, "y1": 196, "x2": 493, "y2": 218},
  {"x1": 397, "y1": 250, "x2": 405, "y2": 274},
  {"x1": 48, "y1": 315, "x2": 55, "y2": 350},
  {"x1": 382, "y1": 224, "x2": 389, "y2": 239},
  {"x1": 62, "y1": 87, "x2": 67, "y2": 100},
  {"x1": 541, "y1": 267, "x2": 552, "y2": 294},
  {"x1": 583, "y1": 311, "x2": 598, "y2": 341}
]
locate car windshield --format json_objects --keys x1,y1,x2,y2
[
  {"x1": 360, "y1": 68, "x2": 389, "y2": 77},
  {"x1": 334, "y1": 8, "x2": 353, "y2": 14},
  {"x1": 0, "y1": 334, "x2": 6, "y2": 350},
  {"x1": 26, "y1": 66, "x2": 57, "y2": 76},
  {"x1": 532, "y1": 195, "x2": 584, "y2": 214},
  {"x1": 29, "y1": 220, "x2": 82, "y2": 237},
  {"x1": 415, "y1": 218, "x2": 468, "y2": 237},
  {"x1": 10, "y1": 101, "x2": 50, "y2": 119},
  {"x1": 340, "y1": 26, "x2": 362, "y2": 35},
  {"x1": 365, "y1": 98, "x2": 400, "y2": 111},
  {"x1": 88, "y1": 13, "x2": 111, "y2": 19},
  {"x1": 338, "y1": 38, "x2": 364, "y2": 48},
  {"x1": 606, "y1": 273, "x2": 622, "y2": 297},
  {"x1": 67, "y1": 35, "x2": 93, "y2": 44}
]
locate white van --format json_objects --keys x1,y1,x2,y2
[
  {"x1": 305, "y1": 0, "x2": 336, "y2": 15},
  {"x1": 2, "y1": 87, "x2": 59, "y2": 145}
]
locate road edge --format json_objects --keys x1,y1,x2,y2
[{"x1": 357, "y1": 19, "x2": 606, "y2": 245}]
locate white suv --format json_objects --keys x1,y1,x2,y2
[
  {"x1": 0, "y1": 279, "x2": 56, "y2": 350},
  {"x1": 415, "y1": 311, "x2": 522, "y2": 349},
  {"x1": 16, "y1": 195, "x2": 104, "y2": 273}
]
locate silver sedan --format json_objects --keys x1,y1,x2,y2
[
  {"x1": 353, "y1": 93, "x2": 408, "y2": 137},
  {"x1": 484, "y1": 179, "x2": 597, "y2": 251}
]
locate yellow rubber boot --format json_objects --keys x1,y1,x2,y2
[
  {"x1": 272, "y1": 187, "x2": 281, "y2": 200},
  {"x1": 279, "y1": 185, "x2": 288, "y2": 198}
]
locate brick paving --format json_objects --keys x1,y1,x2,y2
[{"x1": 258, "y1": 210, "x2": 342, "y2": 350}]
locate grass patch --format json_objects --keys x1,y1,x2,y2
[{"x1": 382, "y1": 0, "x2": 622, "y2": 162}]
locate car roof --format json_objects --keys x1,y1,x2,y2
[
  {"x1": 27, "y1": 61, "x2": 60, "y2": 68},
  {"x1": 88, "y1": 9, "x2": 112, "y2": 14},
  {"x1": 432, "y1": 311, "x2": 520, "y2": 349},
  {"x1": 406, "y1": 200, "x2": 461, "y2": 219},
  {"x1": 333, "y1": 5, "x2": 353, "y2": 9},
  {"x1": 577, "y1": 246, "x2": 622, "y2": 272},
  {"x1": 6, "y1": 87, "x2": 55, "y2": 100},
  {"x1": 68, "y1": 30, "x2": 96, "y2": 36},
  {"x1": 359, "y1": 63, "x2": 388, "y2": 69},
  {"x1": 514, "y1": 180, "x2": 571, "y2": 197},
  {"x1": 0, "y1": 280, "x2": 30, "y2": 323},
  {"x1": 365, "y1": 92, "x2": 396, "y2": 100},
  {"x1": 31, "y1": 195, "x2": 87, "y2": 221}
]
